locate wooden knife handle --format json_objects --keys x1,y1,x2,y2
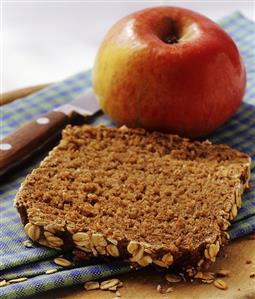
[
  {"x1": 0, "y1": 83, "x2": 52, "y2": 106},
  {"x1": 0, "y1": 110, "x2": 69, "y2": 174}
]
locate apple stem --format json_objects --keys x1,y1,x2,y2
[
  {"x1": 164, "y1": 35, "x2": 178, "y2": 44},
  {"x1": 162, "y1": 20, "x2": 179, "y2": 44}
]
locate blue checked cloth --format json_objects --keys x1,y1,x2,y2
[{"x1": 0, "y1": 12, "x2": 255, "y2": 299}]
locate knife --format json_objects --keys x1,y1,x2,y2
[{"x1": 0, "y1": 88, "x2": 100, "y2": 176}]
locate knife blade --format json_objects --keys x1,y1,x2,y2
[{"x1": 0, "y1": 88, "x2": 100, "y2": 177}]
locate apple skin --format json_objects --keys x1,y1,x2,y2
[{"x1": 92, "y1": 6, "x2": 246, "y2": 138}]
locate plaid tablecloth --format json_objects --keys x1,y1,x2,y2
[{"x1": 1, "y1": 12, "x2": 255, "y2": 299}]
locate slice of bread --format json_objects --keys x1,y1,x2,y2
[{"x1": 15, "y1": 125, "x2": 251, "y2": 271}]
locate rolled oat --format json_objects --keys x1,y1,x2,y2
[
  {"x1": 0, "y1": 280, "x2": 7, "y2": 287},
  {"x1": 100, "y1": 279, "x2": 120, "y2": 290},
  {"x1": 9, "y1": 277, "x2": 28, "y2": 283},
  {"x1": 45, "y1": 269, "x2": 58, "y2": 274},
  {"x1": 84, "y1": 281, "x2": 100, "y2": 290},
  {"x1": 165, "y1": 273, "x2": 182, "y2": 283},
  {"x1": 53, "y1": 257, "x2": 72, "y2": 267},
  {"x1": 213, "y1": 279, "x2": 228, "y2": 290},
  {"x1": 106, "y1": 244, "x2": 119, "y2": 257}
]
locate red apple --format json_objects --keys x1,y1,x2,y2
[{"x1": 92, "y1": 6, "x2": 246, "y2": 138}]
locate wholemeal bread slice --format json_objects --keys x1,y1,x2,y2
[{"x1": 15, "y1": 125, "x2": 251, "y2": 271}]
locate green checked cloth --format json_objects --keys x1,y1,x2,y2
[{"x1": 1, "y1": 12, "x2": 255, "y2": 299}]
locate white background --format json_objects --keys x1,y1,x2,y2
[{"x1": 2, "y1": 1, "x2": 255, "y2": 92}]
